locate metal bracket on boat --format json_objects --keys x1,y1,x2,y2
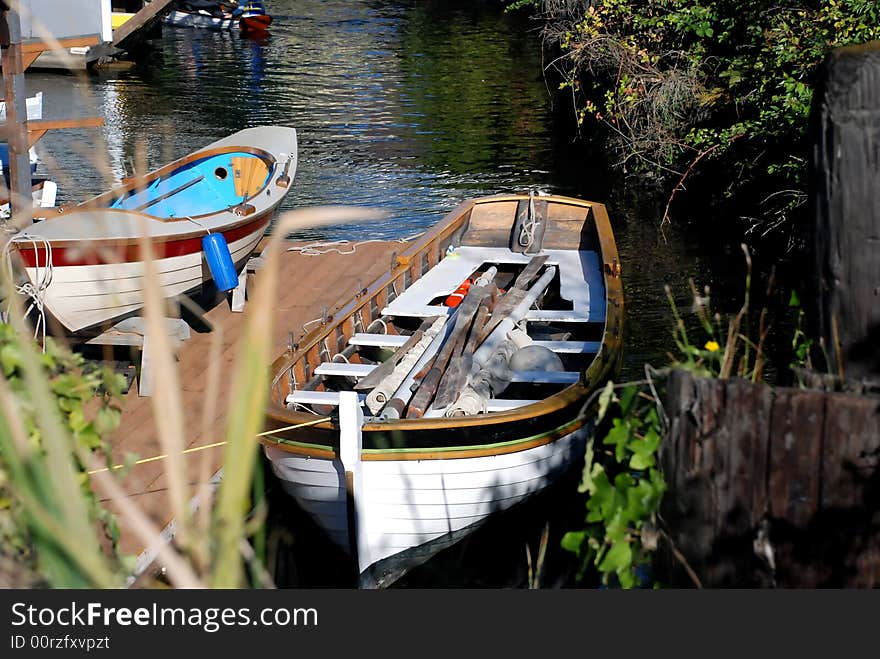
[
  {"x1": 232, "y1": 202, "x2": 256, "y2": 216},
  {"x1": 604, "y1": 258, "x2": 621, "y2": 278},
  {"x1": 275, "y1": 155, "x2": 294, "y2": 188},
  {"x1": 390, "y1": 251, "x2": 411, "y2": 270},
  {"x1": 354, "y1": 278, "x2": 367, "y2": 299}
]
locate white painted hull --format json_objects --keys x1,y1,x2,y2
[
  {"x1": 264, "y1": 425, "x2": 588, "y2": 586},
  {"x1": 23, "y1": 221, "x2": 265, "y2": 333},
  {"x1": 164, "y1": 10, "x2": 236, "y2": 31}
]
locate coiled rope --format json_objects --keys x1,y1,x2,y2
[{"x1": 2, "y1": 233, "x2": 53, "y2": 351}]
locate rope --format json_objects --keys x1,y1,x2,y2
[
  {"x1": 518, "y1": 191, "x2": 539, "y2": 249},
  {"x1": 87, "y1": 416, "x2": 333, "y2": 475},
  {"x1": 287, "y1": 232, "x2": 423, "y2": 257},
  {"x1": 185, "y1": 216, "x2": 211, "y2": 234},
  {"x1": 2, "y1": 233, "x2": 53, "y2": 351}
]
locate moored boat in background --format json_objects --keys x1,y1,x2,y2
[
  {"x1": 5, "y1": 125, "x2": 297, "y2": 334},
  {"x1": 165, "y1": 0, "x2": 272, "y2": 32},
  {"x1": 260, "y1": 193, "x2": 624, "y2": 587}
]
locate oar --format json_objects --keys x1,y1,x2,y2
[
  {"x1": 405, "y1": 281, "x2": 493, "y2": 418},
  {"x1": 353, "y1": 318, "x2": 434, "y2": 391},
  {"x1": 432, "y1": 303, "x2": 489, "y2": 409},
  {"x1": 476, "y1": 254, "x2": 548, "y2": 343}
]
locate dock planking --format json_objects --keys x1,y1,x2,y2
[{"x1": 101, "y1": 239, "x2": 402, "y2": 558}]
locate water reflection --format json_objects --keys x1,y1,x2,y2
[{"x1": 30, "y1": 0, "x2": 723, "y2": 381}]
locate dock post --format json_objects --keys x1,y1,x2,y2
[
  {"x1": 0, "y1": 6, "x2": 34, "y2": 227},
  {"x1": 338, "y1": 391, "x2": 366, "y2": 583},
  {"x1": 811, "y1": 41, "x2": 880, "y2": 381}
]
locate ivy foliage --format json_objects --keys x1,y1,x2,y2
[
  {"x1": 511, "y1": 0, "x2": 880, "y2": 232},
  {"x1": 0, "y1": 325, "x2": 127, "y2": 586},
  {"x1": 562, "y1": 381, "x2": 666, "y2": 588}
]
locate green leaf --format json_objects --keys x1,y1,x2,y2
[
  {"x1": 619, "y1": 385, "x2": 639, "y2": 415},
  {"x1": 560, "y1": 530, "x2": 587, "y2": 555},
  {"x1": 0, "y1": 343, "x2": 22, "y2": 376},
  {"x1": 629, "y1": 452, "x2": 655, "y2": 470},
  {"x1": 599, "y1": 540, "x2": 633, "y2": 576},
  {"x1": 603, "y1": 419, "x2": 631, "y2": 462}
]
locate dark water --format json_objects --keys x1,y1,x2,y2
[{"x1": 25, "y1": 0, "x2": 740, "y2": 585}]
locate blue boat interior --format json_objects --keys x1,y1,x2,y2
[{"x1": 108, "y1": 151, "x2": 273, "y2": 219}]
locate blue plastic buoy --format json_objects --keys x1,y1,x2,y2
[{"x1": 201, "y1": 233, "x2": 238, "y2": 292}]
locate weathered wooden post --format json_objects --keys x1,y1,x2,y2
[
  {"x1": 0, "y1": 4, "x2": 35, "y2": 228},
  {"x1": 660, "y1": 41, "x2": 880, "y2": 588},
  {"x1": 811, "y1": 41, "x2": 880, "y2": 382}
]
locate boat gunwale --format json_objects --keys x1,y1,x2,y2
[
  {"x1": 11, "y1": 207, "x2": 275, "y2": 257},
  {"x1": 260, "y1": 414, "x2": 589, "y2": 461},
  {"x1": 263, "y1": 192, "x2": 624, "y2": 444}
]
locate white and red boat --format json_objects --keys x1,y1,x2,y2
[
  {"x1": 7, "y1": 125, "x2": 297, "y2": 334},
  {"x1": 165, "y1": 1, "x2": 273, "y2": 32}
]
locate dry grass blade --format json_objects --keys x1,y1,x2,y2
[
  {"x1": 211, "y1": 205, "x2": 385, "y2": 587},
  {"x1": 0, "y1": 276, "x2": 115, "y2": 585},
  {"x1": 83, "y1": 451, "x2": 203, "y2": 589},
  {"x1": 131, "y1": 140, "x2": 192, "y2": 555}
]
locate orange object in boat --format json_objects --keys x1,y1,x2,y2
[{"x1": 444, "y1": 278, "x2": 472, "y2": 307}]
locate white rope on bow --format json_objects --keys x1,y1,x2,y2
[{"x1": 3, "y1": 233, "x2": 53, "y2": 351}]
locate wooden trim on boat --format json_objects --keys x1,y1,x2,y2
[{"x1": 259, "y1": 415, "x2": 588, "y2": 461}]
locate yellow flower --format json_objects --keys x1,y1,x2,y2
[{"x1": 704, "y1": 340, "x2": 720, "y2": 353}]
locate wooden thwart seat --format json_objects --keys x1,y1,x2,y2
[
  {"x1": 286, "y1": 391, "x2": 367, "y2": 406},
  {"x1": 314, "y1": 363, "x2": 377, "y2": 378},
  {"x1": 348, "y1": 333, "x2": 411, "y2": 348},
  {"x1": 381, "y1": 245, "x2": 606, "y2": 322}
]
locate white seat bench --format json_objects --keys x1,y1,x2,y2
[
  {"x1": 382, "y1": 246, "x2": 532, "y2": 318},
  {"x1": 286, "y1": 391, "x2": 367, "y2": 406},
  {"x1": 423, "y1": 398, "x2": 540, "y2": 417},
  {"x1": 348, "y1": 333, "x2": 410, "y2": 348},
  {"x1": 382, "y1": 245, "x2": 606, "y2": 323},
  {"x1": 314, "y1": 363, "x2": 377, "y2": 378}
]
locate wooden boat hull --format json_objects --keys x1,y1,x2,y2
[
  {"x1": 21, "y1": 214, "x2": 266, "y2": 332},
  {"x1": 8, "y1": 126, "x2": 297, "y2": 334},
  {"x1": 261, "y1": 193, "x2": 624, "y2": 586},
  {"x1": 265, "y1": 421, "x2": 589, "y2": 588}
]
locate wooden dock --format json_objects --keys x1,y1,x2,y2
[{"x1": 101, "y1": 239, "x2": 403, "y2": 562}]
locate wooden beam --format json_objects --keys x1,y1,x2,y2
[
  {"x1": 18, "y1": 35, "x2": 101, "y2": 72},
  {"x1": 112, "y1": 0, "x2": 175, "y2": 49},
  {"x1": 20, "y1": 35, "x2": 101, "y2": 54},
  {"x1": 0, "y1": 117, "x2": 105, "y2": 147}
]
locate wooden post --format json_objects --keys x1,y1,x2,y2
[
  {"x1": 661, "y1": 369, "x2": 880, "y2": 587},
  {"x1": 0, "y1": 7, "x2": 33, "y2": 227},
  {"x1": 811, "y1": 41, "x2": 880, "y2": 381}
]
